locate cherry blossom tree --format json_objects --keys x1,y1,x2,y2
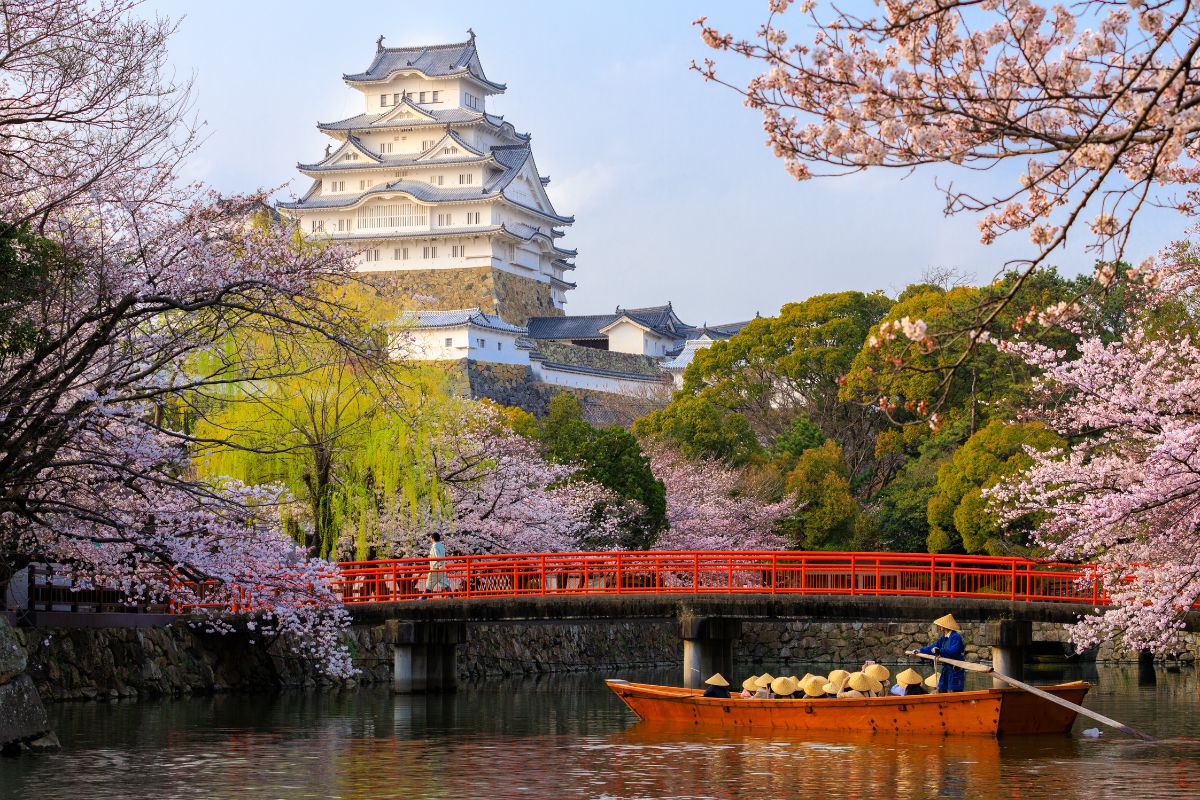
[
  {"x1": 0, "y1": 0, "x2": 363, "y2": 676},
  {"x1": 379, "y1": 402, "x2": 632, "y2": 556},
  {"x1": 986, "y1": 241, "x2": 1200, "y2": 653},
  {"x1": 694, "y1": 0, "x2": 1200, "y2": 398},
  {"x1": 649, "y1": 447, "x2": 793, "y2": 551}
]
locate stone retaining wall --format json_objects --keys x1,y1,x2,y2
[
  {"x1": 737, "y1": 621, "x2": 1200, "y2": 665},
  {"x1": 13, "y1": 617, "x2": 1198, "y2": 705}
]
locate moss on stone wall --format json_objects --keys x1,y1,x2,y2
[{"x1": 359, "y1": 268, "x2": 560, "y2": 326}]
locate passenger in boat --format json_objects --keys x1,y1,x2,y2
[
  {"x1": 770, "y1": 676, "x2": 799, "y2": 699},
  {"x1": 838, "y1": 672, "x2": 877, "y2": 698},
  {"x1": 800, "y1": 675, "x2": 828, "y2": 699},
  {"x1": 822, "y1": 669, "x2": 850, "y2": 698},
  {"x1": 702, "y1": 673, "x2": 732, "y2": 698},
  {"x1": 739, "y1": 676, "x2": 759, "y2": 698},
  {"x1": 912, "y1": 614, "x2": 966, "y2": 692},
  {"x1": 890, "y1": 668, "x2": 927, "y2": 696},
  {"x1": 863, "y1": 663, "x2": 891, "y2": 696},
  {"x1": 753, "y1": 673, "x2": 775, "y2": 698},
  {"x1": 924, "y1": 672, "x2": 940, "y2": 694}
]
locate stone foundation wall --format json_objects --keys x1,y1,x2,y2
[
  {"x1": 737, "y1": 620, "x2": 1200, "y2": 666},
  {"x1": 361, "y1": 267, "x2": 560, "y2": 326},
  {"x1": 438, "y1": 359, "x2": 667, "y2": 424},
  {"x1": 14, "y1": 617, "x2": 1198, "y2": 705},
  {"x1": 491, "y1": 269, "x2": 561, "y2": 324}
]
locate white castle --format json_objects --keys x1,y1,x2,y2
[{"x1": 281, "y1": 33, "x2": 746, "y2": 406}]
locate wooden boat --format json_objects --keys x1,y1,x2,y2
[{"x1": 605, "y1": 679, "x2": 1091, "y2": 736}]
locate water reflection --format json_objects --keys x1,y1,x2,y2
[{"x1": 2, "y1": 664, "x2": 1198, "y2": 800}]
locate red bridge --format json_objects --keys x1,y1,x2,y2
[{"x1": 331, "y1": 550, "x2": 1106, "y2": 606}]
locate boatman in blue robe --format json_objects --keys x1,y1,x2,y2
[{"x1": 911, "y1": 614, "x2": 966, "y2": 693}]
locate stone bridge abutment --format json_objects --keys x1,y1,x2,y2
[{"x1": 350, "y1": 594, "x2": 1200, "y2": 693}]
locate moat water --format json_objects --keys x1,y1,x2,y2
[{"x1": 2, "y1": 663, "x2": 1198, "y2": 799}]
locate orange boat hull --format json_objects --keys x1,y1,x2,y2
[{"x1": 605, "y1": 680, "x2": 1090, "y2": 737}]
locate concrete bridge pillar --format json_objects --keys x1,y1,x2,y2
[
  {"x1": 681, "y1": 617, "x2": 741, "y2": 689},
  {"x1": 385, "y1": 620, "x2": 465, "y2": 694},
  {"x1": 982, "y1": 619, "x2": 1031, "y2": 688}
]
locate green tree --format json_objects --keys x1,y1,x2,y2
[
  {"x1": 632, "y1": 390, "x2": 761, "y2": 465},
  {"x1": 926, "y1": 420, "x2": 1065, "y2": 555},
  {"x1": 772, "y1": 415, "x2": 825, "y2": 459},
  {"x1": 781, "y1": 441, "x2": 863, "y2": 550},
  {"x1": 539, "y1": 393, "x2": 667, "y2": 549}
]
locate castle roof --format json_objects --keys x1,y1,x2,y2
[
  {"x1": 281, "y1": 142, "x2": 574, "y2": 225},
  {"x1": 344, "y1": 37, "x2": 505, "y2": 92},
  {"x1": 318, "y1": 107, "x2": 524, "y2": 137},
  {"x1": 400, "y1": 307, "x2": 525, "y2": 334}
]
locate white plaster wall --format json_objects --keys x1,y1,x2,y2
[
  {"x1": 532, "y1": 362, "x2": 668, "y2": 395},
  {"x1": 605, "y1": 321, "x2": 649, "y2": 355},
  {"x1": 407, "y1": 327, "x2": 527, "y2": 365}
]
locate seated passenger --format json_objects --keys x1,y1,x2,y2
[
  {"x1": 863, "y1": 663, "x2": 891, "y2": 696},
  {"x1": 838, "y1": 671, "x2": 882, "y2": 698},
  {"x1": 770, "y1": 676, "x2": 798, "y2": 699},
  {"x1": 753, "y1": 673, "x2": 775, "y2": 699},
  {"x1": 890, "y1": 668, "x2": 927, "y2": 696},
  {"x1": 924, "y1": 671, "x2": 940, "y2": 694},
  {"x1": 800, "y1": 675, "x2": 828, "y2": 699},
  {"x1": 822, "y1": 669, "x2": 851, "y2": 698},
  {"x1": 702, "y1": 673, "x2": 731, "y2": 698},
  {"x1": 740, "y1": 675, "x2": 759, "y2": 698}
]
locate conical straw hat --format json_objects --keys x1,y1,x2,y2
[
  {"x1": 924, "y1": 672, "x2": 940, "y2": 688},
  {"x1": 800, "y1": 673, "x2": 816, "y2": 684},
  {"x1": 801, "y1": 676, "x2": 828, "y2": 697},
  {"x1": 742, "y1": 675, "x2": 759, "y2": 691},
  {"x1": 705, "y1": 673, "x2": 730, "y2": 687},
  {"x1": 896, "y1": 668, "x2": 924, "y2": 686},
  {"x1": 847, "y1": 672, "x2": 874, "y2": 693},
  {"x1": 933, "y1": 613, "x2": 961, "y2": 632},
  {"x1": 754, "y1": 672, "x2": 776, "y2": 689},
  {"x1": 864, "y1": 663, "x2": 890, "y2": 682},
  {"x1": 771, "y1": 676, "x2": 797, "y2": 696},
  {"x1": 826, "y1": 669, "x2": 850, "y2": 685}
]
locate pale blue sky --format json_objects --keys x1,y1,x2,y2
[{"x1": 145, "y1": 0, "x2": 1187, "y2": 323}]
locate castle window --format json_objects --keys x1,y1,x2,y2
[
  {"x1": 363, "y1": 249, "x2": 380, "y2": 263},
  {"x1": 437, "y1": 213, "x2": 453, "y2": 226},
  {"x1": 445, "y1": 337, "x2": 453, "y2": 347},
  {"x1": 380, "y1": 94, "x2": 389, "y2": 106},
  {"x1": 419, "y1": 91, "x2": 427, "y2": 103},
  {"x1": 310, "y1": 220, "x2": 324, "y2": 232},
  {"x1": 394, "y1": 247, "x2": 408, "y2": 260},
  {"x1": 466, "y1": 211, "x2": 481, "y2": 225},
  {"x1": 496, "y1": 341, "x2": 502, "y2": 351},
  {"x1": 451, "y1": 245, "x2": 465, "y2": 257},
  {"x1": 423, "y1": 246, "x2": 437, "y2": 259},
  {"x1": 393, "y1": 93, "x2": 401, "y2": 104},
  {"x1": 477, "y1": 338, "x2": 486, "y2": 348},
  {"x1": 422, "y1": 140, "x2": 435, "y2": 150},
  {"x1": 357, "y1": 203, "x2": 426, "y2": 229},
  {"x1": 429, "y1": 175, "x2": 444, "y2": 186},
  {"x1": 458, "y1": 173, "x2": 473, "y2": 185},
  {"x1": 432, "y1": 91, "x2": 440, "y2": 103},
  {"x1": 327, "y1": 180, "x2": 345, "y2": 192}
]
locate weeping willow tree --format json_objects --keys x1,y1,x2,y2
[{"x1": 189, "y1": 282, "x2": 454, "y2": 560}]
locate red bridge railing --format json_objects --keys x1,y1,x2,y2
[{"x1": 330, "y1": 551, "x2": 1106, "y2": 607}]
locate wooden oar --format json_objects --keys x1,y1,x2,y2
[{"x1": 907, "y1": 651, "x2": 1155, "y2": 742}]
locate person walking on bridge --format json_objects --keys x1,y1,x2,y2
[
  {"x1": 909, "y1": 614, "x2": 966, "y2": 692},
  {"x1": 424, "y1": 532, "x2": 450, "y2": 595}
]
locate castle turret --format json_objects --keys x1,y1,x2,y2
[{"x1": 279, "y1": 34, "x2": 575, "y2": 323}]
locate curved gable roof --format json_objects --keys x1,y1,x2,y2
[{"x1": 344, "y1": 38, "x2": 505, "y2": 91}]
